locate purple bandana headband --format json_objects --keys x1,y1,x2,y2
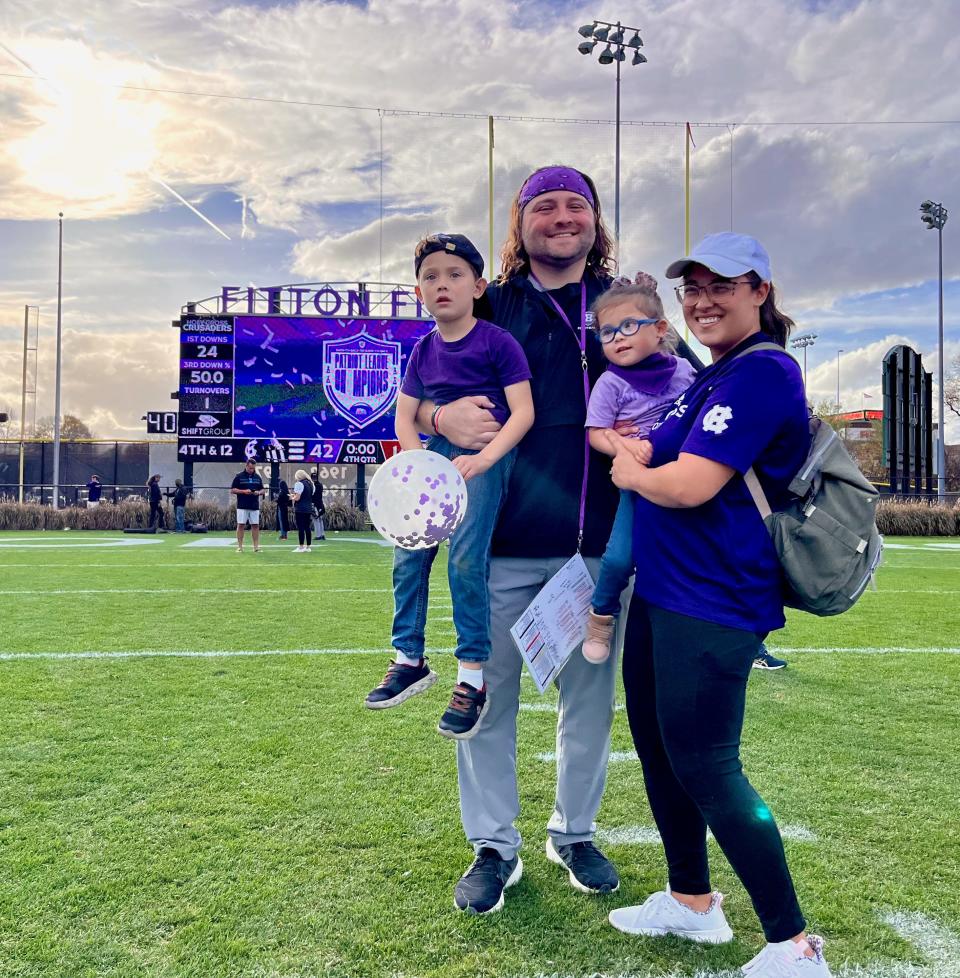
[{"x1": 518, "y1": 166, "x2": 595, "y2": 210}]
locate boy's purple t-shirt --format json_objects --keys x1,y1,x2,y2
[
  {"x1": 401, "y1": 319, "x2": 532, "y2": 424},
  {"x1": 585, "y1": 355, "x2": 697, "y2": 437}
]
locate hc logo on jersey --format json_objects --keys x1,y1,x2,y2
[
  {"x1": 702, "y1": 405, "x2": 733, "y2": 434},
  {"x1": 322, "y1": 331, "x2": 401, "y2": 429}
]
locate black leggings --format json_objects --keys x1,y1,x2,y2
[
  {"x1": 295, "y1": 511, "x2": 312, "y2": 547},
  {"x1": 622, "y1": 596, "x2": 806, "y2": 943}
]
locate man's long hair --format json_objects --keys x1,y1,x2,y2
[{"x1": 498, "y1": 167, "x2": 616, "y2": 282}]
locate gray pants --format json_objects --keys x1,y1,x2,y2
[{"x1": 456, "y1": 555, "x2": 625, "y2": 861}]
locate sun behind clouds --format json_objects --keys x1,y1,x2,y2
[{"x1": 6, "y1": 39, "x2": 162, "y2": 211}]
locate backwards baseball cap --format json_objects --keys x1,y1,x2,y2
[
  {"x1": 518, "y1": 166, "x2": 595, "y2": 211},
  {"x1": 665, "y1": 232, "x2": 772, "y2": 283},
  {"x1": 414, "y1": 233, "x2": 484, "y2": 279}
]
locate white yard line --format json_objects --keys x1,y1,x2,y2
[
  {"x1": 519, "y1": 702, "x2": 625, "y2": 713},
  {"x1": 0, "y1": 539, "x2": 164, "y2": 549},
  {"x1": 0, "y1": 647, "x2": 448, "y2": 662},
  {"x1": 0, "y1": 587, "x2": 391, "y2": 596},
  {"x1": 536, "y1": 750, "x2": 638, "y2": 764},
  {"x1": 772, "y1": 646, "x2": 960, "y2": 655},
  {"x1": 596, "y1": 824, "x2": 817, "y2": 846},
  {"x1": 3, "y1": 645, "x2": 957, "y2": 664}
]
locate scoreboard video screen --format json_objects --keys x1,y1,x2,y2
[{"x1": 177, "y1": 313, "x2": 433, "y2": 464}]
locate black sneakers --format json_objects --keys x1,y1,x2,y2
[
  {"x1": 437, "y1": 682, "x2": 490, "y2": 740},
  {"x1": 454, "y1": 848, "x2": 523, "y2": 914},
  {"x1": 546, "y1": 837, "x2": 620, "y2": 894},
  {"x1": 364, "y1": 658, "x2": 438, "y2": 709}
]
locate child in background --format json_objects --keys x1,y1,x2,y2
[
  {"x1": 365, "y1": 233, "x2": 534, "y2": 740},
  {"x1": 582, "y1": 274, "x2": 697, "y2": 663}
]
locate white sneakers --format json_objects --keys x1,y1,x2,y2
[
  {"x1": 609, "y1": 889, "x2": 833, "y2": 977},
  {"x1": 608, "y1": 887, "x2": 733, "y2": 943},
  {"x1": 742, "y1": 934, "x2": 833, "y2": 977}
]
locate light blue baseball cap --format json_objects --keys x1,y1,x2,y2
[{"x1": 665, "y1": 232, "x2": 772, "y2": 282}]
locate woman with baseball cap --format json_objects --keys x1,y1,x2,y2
[{"x1": 604, "y1": 233, "x2": 833, "y2": 977}]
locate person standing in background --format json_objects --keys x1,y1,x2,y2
[
  {"x1": 277, "y1": 479, "x2": 291, "y2": 540},
  {"x1": 291, "y1": 468, "x2": 314, "y2": 552},
  {"x1": 230, "y1": 459, "x2": 265, "y2": 553},
  {"x1": 310, "y1": 469, "x2": 326, "y2": 541},
  {"x1": 86, "y1": 474, "x2": 102, "y2": 508},
  {"x1": 171, "y1": 479, "x2": 189, "y2": 533},
  {"x1": 147, "y1": 475, "x2": 164, "y2": 530}
]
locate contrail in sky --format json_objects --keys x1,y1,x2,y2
[{"x1": 149, "y1": 174, "x2": 232, "y2": 241}]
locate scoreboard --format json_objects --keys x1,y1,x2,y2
[{"x1": 176, "y1": 313, "x2": 433, "y2": 464}]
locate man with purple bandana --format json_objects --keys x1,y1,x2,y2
[{"x1": 419, "y1": 166, "x2": 702, "y2": 914}]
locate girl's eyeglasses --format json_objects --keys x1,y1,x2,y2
[{"x1": 595, "y1": 317, "x2": 659, "y2": 345}]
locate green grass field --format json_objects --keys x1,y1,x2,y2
[{"x1": 1, "y1": 530, "x2": 958, "y2": 978}]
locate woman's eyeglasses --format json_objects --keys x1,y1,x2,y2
[
  {"x1": 674, "y1": 279, "x2": 753, "y2": 305},
  {"x1": 595, "y1": 318, "x2": 659, "y2": 344}
]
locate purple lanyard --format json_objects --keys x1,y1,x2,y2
[{"x1": 529, "y1": 275, "x2": 591, "y2": 551}]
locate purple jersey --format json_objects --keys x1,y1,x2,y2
[
  {"x1": 585, "y1": 354, "x2": 696, "y2": 437},
  {"x1": 633, "y1": 334, "x2": 809, "y2": 633},
  {"x1": 401, "y1": 319, "x2": 531, "y2": 424}
]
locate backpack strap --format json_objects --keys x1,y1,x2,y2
[
  {"x1": 732, "y1": 340, "x2": 798, "y2": 363},
  {"x1": 743, "y1": 467, "x2": 772, "y2": 520},
  {"x1": 732, "y1": 341, "x2": 794, "y2": 522}
]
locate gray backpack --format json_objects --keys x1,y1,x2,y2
[{"x1": 738, "y1": 343, "x2": 883, "y2": 616}]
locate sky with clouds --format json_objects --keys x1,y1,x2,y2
[{"x1": 0, "y1": 0, "x2": 957, "y2": 441}]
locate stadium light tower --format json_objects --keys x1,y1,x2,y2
[
  {"x1": 920, "y1": 199, "x2": 948, "y2": 499},
  {"x1": 789, "y1": 332, "x2": 817, "y2": 389},
  {"x1": 577, "y1": 18, "x2": 647, "y2": 243}
]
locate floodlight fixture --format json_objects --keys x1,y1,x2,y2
[{"x1": 574, "y1": 17, "x2": 648, "y2": 243}]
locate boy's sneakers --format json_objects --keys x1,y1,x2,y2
[
  {"x1": 742, "y1": 935, "x2": 833, "y2": 977},
  {"x1": 437, "y1": 682, "x2": 489, "y2": 740},
  {"x1": 236, "y1": 546, "x2": 244, "y2": 553},
  {"x1": 582, "y1": 610, "x2": 615, "y2": 664},
  {"x1": 608, "y1": 887, "x2": 734, "y2": 943},
  {"x1": 753, "y1": 646, "x2": 788, "y2": 670},
  {"x1": 364, "y1": 658, "x2": 438, "y2": 709},
  {"x1": 546, "y1": 837, "x2": 619, "y2": 893},
  {"x1": 454, "y1": 848, "x2": 522, "y2": 914}
]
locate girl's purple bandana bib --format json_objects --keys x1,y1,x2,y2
[
  {"x1": 607, "y1": 351, "x2": 679, "y2": 395},
  {"x1": 519, "y1": 167, "x2": 595, "y2": 210}
]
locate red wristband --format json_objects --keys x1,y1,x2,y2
[{"x1": 433, "y1": 406, "x2": 445, "y2": 435}]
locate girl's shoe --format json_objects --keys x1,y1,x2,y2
[{"x1": 582, "y1": 611, "x2": 615, "y2": 664}]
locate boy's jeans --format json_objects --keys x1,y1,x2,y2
[
  {"x1": 592, "y1": 489, "x2": 635, "y2": 617},
  {"x1": 391, "y1": 437, "x2": 514, "y2": 664},
  {"x1": 175, "y1": 506, "x2": 185, "y2": 533}
]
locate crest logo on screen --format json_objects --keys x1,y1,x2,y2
[{"x1": 322, "y1": 331, "x2": 402, "y2": 429}]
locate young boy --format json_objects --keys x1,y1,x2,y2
[{"x1": 364, "y1": 233, "x2": 534, "y2": 740}]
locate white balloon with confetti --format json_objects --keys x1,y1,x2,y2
[{"x1": 368, "y1": 450, "x2": 468, "y2": 550}]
